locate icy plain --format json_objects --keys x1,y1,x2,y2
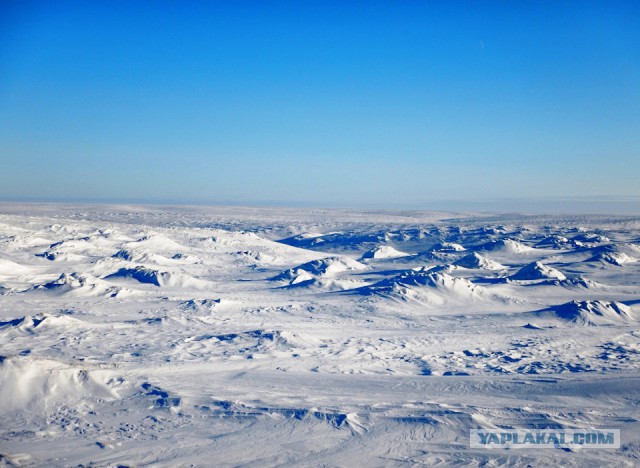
[{"x1": 0, "y1": 203, "x2": 639, "y2": 466}]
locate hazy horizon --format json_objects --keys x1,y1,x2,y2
[{"x1": 2, "y1": 194, "x2": 640, "y2": 216}]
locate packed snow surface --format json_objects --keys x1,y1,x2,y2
[{"x1": 0, "y1": 203, "x2": 639, "y2": 466}]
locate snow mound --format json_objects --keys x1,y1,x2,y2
[
  {"x1": 523, "y1": 322, "x2": 544, "y2": 330},
  {"x1": 509, "y1": 261, "x2": 566, "y2": 281},
  {"x1": 279, "y1": 231, "x2": 386, "y2": 252},
  {"x1": 180, "y1": 298, "x2": 221, "y2": 311},
  {"x1": 0, "y1": 258, "x2": 32, "y2": 278},
  {"x1": 35, "y1": 250, "x2": 86, "y2": 262},
  {"x1": 360, "y1": 245, "x2": 408, "y2": 260},
  {"x1": 176, "y1": 329, "x2": 321, "y2": 360},
  {"x1": 399, "y1": 270, "x2": 478, "y2": 291},
  {"x1": 454, "y1": 252, "x2": 504, "y2": 270},
  {"x1": 291, "y1": 277, "x2": 370, "y2": 291},
  {"x1": 571, "y1": 233, "x2": 610, "y2": 245},
  {"x1": 114, "y1": 248, "x2": 200, "y2": 266},
  {"x1": 106, "y1": 266, "x2": 210, "y2": 289},
  {"x1": 551, "y1": 300, "x2": 636, "y2": 326},
  {"x1": 588, "y1": 251, "x2": 636, "y2": 266},
  {"x1": 431, "y1": 242, "x2": 466, "y2": 252},
  {"x1": 585, "y1": 243, "x2": 640, "y2": 255},
  {"x1": 232, "y1": 250, "x2": 279, "y2": 266},
  {"x1": 358, "y1": 270, "x2": 487, "y2": 305},
  {"x1": 558, "y1": 276, "x2": 607, "y2": 290},
  {"x1": 476, "y1": 239, "x2": 534, "y2": 254},
  {"x1": 288, "y1": 270, "x2": 315, "y2": 286},
  {"x1": 114, "y1": 248, "x2": 173, "y2": 265},
  {"x1": 0, "y1": 357, "x2": 118, "y2": 413},
  {"x1": 412, "y1": 250, "x2": 457, "y2": 263},
  {"x1": 535, "y1": 235, "x2": 571, "y2": 249},
  {"x1": 0, "y1": 258, "x2": 34, "y2": 282},
  {"x1": 0, "y1": 313, "x2": 83, "y2": 332},
  {"x1": 170, "y1": 252, "x2": 201, "y2": 264},
  {"x1": 126, "y1": 233, "x2": 185, "y2": 252},
  {"x1": 273, "y1": 256, "x2": 366, "y2": 285},
  {"x1": 34, "y1": 235, "x2": 115, "y2": 261},
  {"x1": 37, "y1": 272, "x2": 127, "y2": 297}
]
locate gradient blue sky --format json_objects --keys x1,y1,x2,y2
[{"x1": 1, "y1": 1, "x2": 639, "y2": 209}]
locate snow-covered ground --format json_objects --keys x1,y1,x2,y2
[{"x1": 0, "y1": 203, "x2": 639, "y2": 466}]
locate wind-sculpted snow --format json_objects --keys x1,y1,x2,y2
[
  {"x1": 273, "y1": 256, "x2": 367, "y2": 280},
  {"x1": 355, "y1": 269, "x2": 495, "y2": 307},
  {"x1": 509, "y1": 261, "x2": 567, "y2": 282},
  {"x1": 105, "y1": 265, "x2": 212, "y2": 289},
  {"x1": 0, "y1": 203, "x2": 639, "y2": 466},
  {"x1": 271, "y1": 256, "x2": 367, "y2": 289},
  {"x1": 475, "y1": 238, "x2": 536, "y2": 254},
  {"x1": 33, "y1": 271, "x2": 140, "y2": 298},
  {"x1": 454, "y1": 252, "x2": 505, "y2": 270},
  {"x1": 588, "y1": 251, "x2": 637, "y2": 266},
  {"x1": 550, "y1": 300, "x2": 636, "y2": 326},
  {"x1": 360, "y1": 245, "x2": 409, "y2": 259}
]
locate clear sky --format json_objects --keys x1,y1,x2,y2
[{"x1": 1, "y1": 1, "x2": 639, "y2": 210}]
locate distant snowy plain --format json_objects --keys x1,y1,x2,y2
[{"x1": 0, "y1": 203, "x2": 639, "y2": 466}]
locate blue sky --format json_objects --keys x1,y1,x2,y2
[{"x1": 1, "y1": 1, "x2": 639, "y2": 209}]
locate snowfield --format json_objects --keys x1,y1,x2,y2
[{"x1": 0, "y1": 203, "x2": 639, "y2": 466}]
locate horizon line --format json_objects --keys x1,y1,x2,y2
[{"x1": 2, "y1": 195, "x2": 640, "y2": 216}]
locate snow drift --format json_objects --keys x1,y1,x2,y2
[
  {"x1": 105, "y1": 266, "x2": 210, "y2": 289},
  {"x1": 273, "y1": 256, "x2": 366, "y2": 285},
  {"x1": 0, "y1": 357, "x2": 118, "y2": 414},
  {"x1": 360, "y1": 245, "x2": 408, "y2": 260},
  {"x1": 550, "y1": 300, "x2": 636, "y2": 326},
  {"x1": 475, "y1": 239, "x2": 535, "y2": 254},
  {"x1": 509, "y1": 261, "x2": 566, "y2": 281},
  {"x1": 356, "y1": 269, "x2": 489, "y2": 306},
  {"x1": 454, "y1": 252, "x2": 504, "y2": 270},
  {"x1": 37, "y1": 272, "x2": 128, "y2": 298}
]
